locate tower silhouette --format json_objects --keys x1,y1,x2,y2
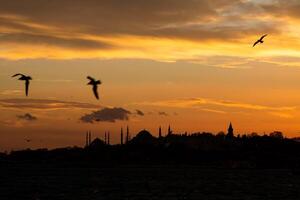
[
  {"x1": 126, "y1": 126, "x2": 129, "y2": 144},
  {"x1": 85, "y1": 131, "x2": 92, "y2": 147},
  {"x1": 88, "y1": 131, "x2": 92, "y2": 145},
  {"x1": 108, "y1": 131, "x2": 110, "y2": 145},
  {"x1": 85, "y1": 131, "x2": 88, "y2": 147},
  {"x1": 159, "y1": 126, "x2": 162, "y2": 138},
  {"x1": 168, "y1": 125, "x2": 172, "y2": 136},
  {"x1": 227, "y1": 122, "x2": 234, "y2": 138},
  {"x1": 121, "y1": 128, "x2": 123, "y2": 145}
]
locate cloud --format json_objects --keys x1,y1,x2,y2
[
  {"x1": 200, "y1": 108, "x2": 227, "y2": 114},
  {"x1": 0, "y1": 32, "x2": 113, "y2": 50},
  {"x1": 80, "y1": 107, "x2": 131, "y2": 123},
  {"x1": 139, "y1": 98, "x2": 296, "y2": 112},
  {"x1": 135, "y1": 109, "x2": 144, "y2": 116},
  {"x1": 158, "y1": 111, "x2": 168, "y2": 116},
  {"x1": 0, "y1": 0, "x2": 296, "y2": 61},
  {"x1": 0, "y1": 0, "x2": 279, "y2": 47},
  {"x1": 0, "y1": 99, "x2": 99, "y2": 110},
  {"x1": 135, "y1": 97, "x2": 296, "y2": 118},
  {"x1": 0, "y1": 90, "x2": 22, "y2": 95},
  {"x1": 0, "y1": 0, "x2": 220, "y2": 34},
  {"x1": 261, "y1": 0, "x2": 300, "y2": 19},
  {"x1": 17, "y1": 113, "x2": 37, "y2": 121}
]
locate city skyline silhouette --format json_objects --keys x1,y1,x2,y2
[{"x1": 1, "y1": 1, "x2": 300, "y2": 199}]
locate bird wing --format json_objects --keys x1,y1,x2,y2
[
  {"x1": 260, "y1": 34, "x2": 267, "y2": 40},
  {"x1": 87, "y1": 76, "x2": 95, "y2": 81},
  {"x1": 96, "y1": 80, "x2": 102, "y2": 85},
  {"x1": 25, "y1": 80, "x2": 30, "y2": 96},
  {"x1": 12, "y1": 73, "x2": 24, "y2": 77},
  {"x1": 253, "y1": 40, "x2": 259, "y2": 47},
  {"x1": 92, "y1": 85, "x2": 99, "y2": 99}
]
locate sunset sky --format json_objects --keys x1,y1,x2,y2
[{"x1": 1, "y1": 0, "x2": 300, "y2": 150}]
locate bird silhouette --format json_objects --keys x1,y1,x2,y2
[
  {"x1": 87, "y1": 76, "x2": 102, "y2": 100},
  {"x1": 12, "y1": 73, "x2": 32, "y2": 96},
  {"x1": 253, "y1": 34, "x2": 268, "y2": 47},
  {"x1": 25, "y1": 139, "x2": 31, "y2": 143}
]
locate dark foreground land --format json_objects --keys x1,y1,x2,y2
[
  {"x1": 2, "y1": 132, "x2": 300, "y2": 199},
  {"x1": 0, "y1": 162, "x2": 300, "y2": 200}
]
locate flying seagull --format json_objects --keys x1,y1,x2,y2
[
  {"x1": 253, "y1": 34, "x2": 268, "y2": 47},
  {"x1": 12, "y1": 73, "x2": 32, "y2": 96},
  {"x1": 87, "y1": 76, "x2": 102, "y2": 100}
]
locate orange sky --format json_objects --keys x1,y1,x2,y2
[{"x1": 1, "y1": 0, "x2": 300, "y2": 150}]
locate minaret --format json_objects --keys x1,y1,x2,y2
[
  {"x1": 168, "y1": 125, "x2": 172, "y2": 136},
  {"x1": 227, "y1": 122, "x2": 234, "y2": 138},
  {"x1": 159, "y1": 126, "x2": 162, "y2": 138},
  {"x1": 126, "y1": 126, "x2": 129, "y2": 144},
  {"x1": 85, "y1": 131, "x2": 88, "y2": 147},
  {"x1": 88, "y1": 131, "x2": 92, "y2": 145},
  {"x1": 120, "y1": 128, "x2": 123, "y2": 145},
  {"x1": 108, "y1": 131, "x2": 110, "y2": 145}
]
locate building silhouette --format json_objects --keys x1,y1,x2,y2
[
  {"x1": 107, "y1": 131, "x2": 110, "y2": 145},
  {"x1": 159, "y1": 126, "x2": 162, "y2": 138},
  {"x1": 85, "y1": 131, "x2": 92, "y2": 147},
  {"x1": 168, "y1": 125, "x2": 172, "y2": 136},
  {"x1": 88, "y1": 138, "x2": 106, "y2": 149},
  {"x1": 121, "y1": 128, "x2": 124, "y2": 145},
  {"x1": 89, "y1": 131, "x2": 91, "y2": 145},
  {"x1": 130, "y1": 129, "x2": 157, "y2": 145},
  {"x1": 85, "y1": 131, "x2": 88, "y2": 147},
  {"x1": 227, "y1": 122, "x2": 234, "y2": 138},
  {"x1": 126, "y1": 126, "x2": 130, "y2": 144}
]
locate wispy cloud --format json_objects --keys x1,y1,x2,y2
[
  {"x1": 137, "y1": 98, "x2": 296, "y2": 111},
  {"x1": 134, "y1": 97, "x2": 297, "y2": 118},
  {"x1": 0, "y1": 98, "x2": 99, "y2": 110},
  {"x1": 0, "y1": 90, "x2": 22, "y2": 96},
  {"x1": 158, "y1": 111, "x2": 168, "y2": 116},
  {"x1": 269, "y1": 111, "x2": 294, "y2": 119},
  {"x1": 200, "y1": 108, "x2": 227, "y2": 114}
]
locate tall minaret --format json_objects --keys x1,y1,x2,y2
[
  {"x1": 121, "y1": 128, "x2": 123, "y2": 145},
  {"x1": 88, "y1": 131, "x2": 92, "y2": 145},
  {"x1": 159, "y1": 126, "x2": 162, "y2": 138},
  {"x1": 168, "y1": 125, "x2": 172, "y2": 136},
  {"x1": 85, "y1": 131, "x2": 88, "y2": 147},
  {"x1": 108, "y1": 131, "x2": 110, "y2": 145},
  {"x1": 227, "y1": 122, "x2": 234, "y2": 138},
  {"x1": 126, "y1": 126, "x2": 129, "y2": 144}
]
